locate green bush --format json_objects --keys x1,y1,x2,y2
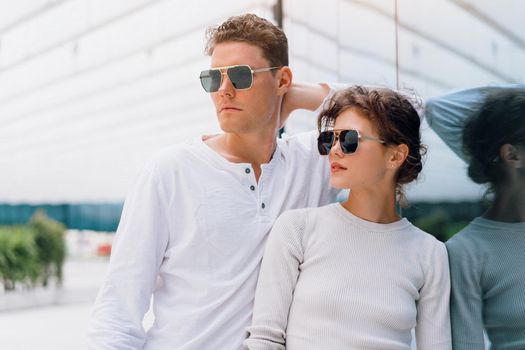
[
  {"x1": 413, "y1": 209, "x2": 470, "y2": 242},
  {"x1": 0, "y1": 211, "x2": 66, "y2": 291},
  {"x1": 30, "y1": 210, "x2": 66, "y2": 286},
  {"x1": 414, "y1": 209, "x2": 450, "y2": 242},
  {"x1": 444, "y1": 220, "x2": 470, "y2": 241},
  {"x1": 0, "y1": 226, "x2": 41, "y2": 291}
]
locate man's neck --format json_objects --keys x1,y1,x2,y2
[{"x1": 204, "y1": 131, "x2": 278, "y2": 182}]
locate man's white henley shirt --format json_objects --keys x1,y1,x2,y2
[{"x1": 88, "y1": 130, "x2": 337, "y2": 350}]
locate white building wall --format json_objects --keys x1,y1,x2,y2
[
  {"x1": 0, "y1": 0, "x2": 275, "y2": 202},
  {"x1": 284, "y1": 0, "x2": 525, "y2": 200},
  {"x1": 0, "y1": 0, "x2": 523, "y2": 202}
]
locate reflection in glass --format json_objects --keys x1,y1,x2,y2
[{"x1": 427, "y1": 86, "x2": 525, "y2": 349}]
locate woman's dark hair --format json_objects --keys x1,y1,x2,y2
[
  {"x1": 463, "y1": 88, "x2": 525, "y2": 189},
  {"x1": 317, "y1": 86, "x2": 426, "y2": 207}
]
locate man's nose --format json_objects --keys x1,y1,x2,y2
[{"x1": 217, "y1": 71, "x2": 235, "y2": 94}]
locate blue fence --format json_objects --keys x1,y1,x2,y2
[
  {"x1": 0, "y1": 203, "x2": 123, "y2": 232},
  {"x1": 0, "y1": 200, "x2": 483, "y2": 234}
]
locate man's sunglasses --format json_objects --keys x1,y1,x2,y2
[
  {"x1": 199, "y1": 65, "x2": 280, "y2": 93},
  {"x1": 317, "y1": 129, "x2": 386, "y2": 155}
]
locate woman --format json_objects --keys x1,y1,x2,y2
[
  {"x1": 244, "y1": 86, "x2": 451, "y2": 350},
  {"x1": 426, "y1": 86, "x2": 525, "y2": 349}
]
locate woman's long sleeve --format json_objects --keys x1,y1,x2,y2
[{"x1": 244, "y1": 211, "x2": 306, "y2": 350}]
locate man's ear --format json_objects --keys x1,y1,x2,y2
[
  {"x1": 500, "y1": 144, "x2": 522, "y2": 168},
  {"x1": 276, "y1": 66, "x2": 292, "y2": 96},
  {"x1": 388, "y1": 143, "x2": 409, "y2": 170}
]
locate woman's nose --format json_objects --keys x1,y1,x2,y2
[{"x1": 329, "y1": 136, "x2": 344, "y2": 157}]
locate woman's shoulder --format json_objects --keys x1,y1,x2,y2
[
  {"x1": 444, "y1": 217, "x2": 503, "y2": 252},
  {"x1": 444, "y1": 217, "x2": 519, "y2": 259},
  {"x1": 277, "y1": 203, "x2": 336, "y2": 224},
  {"x1": 403, "y1": 222, "x2": 447, "y2": 252},
  {"x1": 271, "y1": 205, "x2": 339, "y2": 251},
  {"x1": 274, "y1": 204, "x2": 339, "y2": 239}
]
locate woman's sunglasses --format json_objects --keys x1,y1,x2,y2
[
  {"x1": 317, "y1": 129, "x2": 386, "y2": 155},
  {"x1": 199, "y1": 65, "x2": 280, "y2": 93}
]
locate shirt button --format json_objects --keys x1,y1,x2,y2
[
  {"x1": 250, "y1": 185, "x2": 255, "y2": 191},
  {"x1": 245, "y1": 168, "x2": 251, "y2": 174},
  {"x1": 261, "y1": 203, "x2": 266, "y2": 209}
]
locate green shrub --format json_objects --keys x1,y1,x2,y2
[
  {"x1": 413, "y1": 209, "x2": 470, "y2": 242},
  {"x1": 0, "y1": 226, "x2": 41, "y2": 291},
  {"x1": 444, "y1": 221, "x2": 470, "y2": 241},
  {"x1": 29, "y1": 210, "x2": 66, "y2": 286},
  {"x1": 0, "y1": 211, "x2": 66, "y2": 291},
  {"x1": 413, "y1": 209, "x2": 450, "y2": 242}
]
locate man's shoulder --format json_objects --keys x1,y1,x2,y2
[
  {"x1": 280, "y1": 129, "x2": 317, "y2": 142},
  {"x1": 278, "y1": 130, "x2": 318, "y2": 154},
  {"x1": 145, "y1": 138, "x2": 203, "y2": 174},
  {"x1": 154, "y1": 140, "x2": 193, "y2": 159}
]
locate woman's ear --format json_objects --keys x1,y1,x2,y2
[
  {"x1": 388, "y1": 144, "x2": 409, "y2": 170},
  {"x1": 500, "y1": 144, "x2": 523, "y2": 169}
]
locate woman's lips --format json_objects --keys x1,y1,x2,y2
[{"x1": 330, "y1": 162, "x2": 347, "y2": 172}]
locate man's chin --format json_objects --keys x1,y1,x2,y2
[
  {"x1": 217, "y1": 119, "x2": 279, "y2": 136},
  {"x1": 218, "y1": 121, "x2": 235, "y2": 131},
  {"x1": 217, "y1": 119, "x2": 255, "y2": 133},
  {"x1": 218, "y1": 123, "x2": 247, "y2": 134}
]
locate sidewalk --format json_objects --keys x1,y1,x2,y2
[
  {"x1": 0, "y1": 303, "x2": 94, "y2": 350},
  {"x1": 0, "y1": 257, "x2": 155, "y2": 350},
  {"x1": 0, "y1": 258, "x2": 108, "y2": 350},
  {"x1": 0, "y1": 258, "x2": 108, "y2": 312}
]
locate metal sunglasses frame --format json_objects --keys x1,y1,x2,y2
[
  {"x1": 318, "y1": 128, "x2": 386, "y2": 155},
  {"x1": 199, "y1": 64, "x2": 280, "y2": 92}
]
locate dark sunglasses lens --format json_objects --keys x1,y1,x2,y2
[
  {"x1": 200, "y1": 69, "x2": 221, "y2": 92},
  {"x1": 228, "y1": 66, "x2": 252, "y2": 89},
  {"x1": 340, "y1": 130, "x2": 358, "y2": 154},
  {"x1": 317, "y1": 131, "x2": 334, "y2": 155}
]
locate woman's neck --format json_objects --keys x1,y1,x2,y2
[
  {"x1": 341, "y1": 188, "x2": 401, "y2": 224},
  {"x1": 483, "y1": 187, "x2": 525, "y2": 222}
]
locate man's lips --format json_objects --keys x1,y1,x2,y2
[
  {"x1": 220, "y1": 106, "x2": 242, "y2": 112},
  {"x1": 330, "y1": 162, "x2": 347, "y2": 172}
]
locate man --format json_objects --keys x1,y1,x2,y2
[{"x1": 88, "y1": 13, "x2": 337, "y2": 350}]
